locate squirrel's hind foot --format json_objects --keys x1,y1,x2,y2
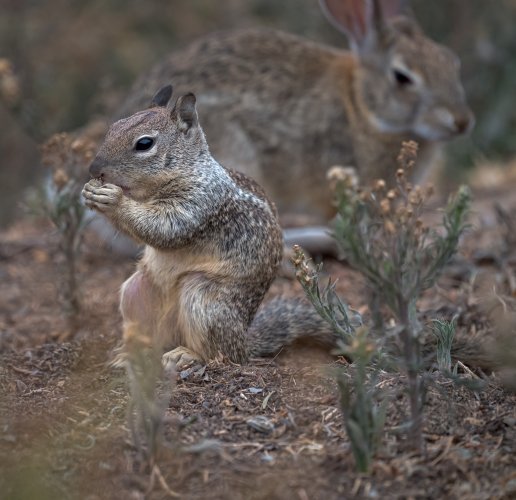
[{"x1": 162, "y1": 346, "x2": 203, "y2": 373}]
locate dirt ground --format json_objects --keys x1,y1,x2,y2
[{"x1": 1, "y1": 182, "x2": 516, "y2": 500}]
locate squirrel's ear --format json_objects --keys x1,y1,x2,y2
[
  {"x1": 172, "y1": 93, "x2": 198, "y2": 132},
  {"x1": 150, "y1": 85, "x2": 173, "y2": 108}
]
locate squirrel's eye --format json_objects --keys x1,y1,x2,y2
[
  {"x1": 393, "y1": 69, "x2": 414, "y2": 87},
  {"x1": 134, "y1": 137, "x2": 155, "y2": 151}
]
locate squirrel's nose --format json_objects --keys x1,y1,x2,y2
[{"x1": 89, "y1": 156, "x2": 108, "y2": 178}]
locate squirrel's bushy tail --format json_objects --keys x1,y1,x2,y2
[
  {"x1": 247, "y1": 296, "x2": 336, "y2": 357},
  {"x1": 250, "y1": 297, "x2": 496, "y2": 371}
]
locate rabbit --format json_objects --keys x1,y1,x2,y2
[{"x1": 115, "y1": 0, "x2": 473, "y2": 229}]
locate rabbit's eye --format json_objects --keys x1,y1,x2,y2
[
  {"x1": 393, "y1": 69, "x2": 414, "y2": 86},
  {"x1": 134, "y1": 137, "x2": 155, "y2": 151}
]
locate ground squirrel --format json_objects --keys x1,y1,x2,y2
[{"x1": 82, "y1": 85, "x2": 335, "y2": 367}]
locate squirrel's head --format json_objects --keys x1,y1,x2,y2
[{"x1": 89, "y1": 85, "x2": 208, "y2": 201}]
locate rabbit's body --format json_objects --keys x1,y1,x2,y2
[
  {"x1": 117, "y1": 2, "x2": 473, "y2": 222},
  {"x1": 119, "y1": 30, "x2": 360, "y2": 221}
]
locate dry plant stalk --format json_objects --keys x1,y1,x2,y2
[
  {"x1": 336, "y1": 328, "x2": 386, "y2": 474},
  {"x1": 38, "y1": 133, "x2": 96, "y2": 330},
  {"x1": 293, "y1": 247, "x2": 386, "y2": 473},
  {"x1": 122, "y1": 324, "x2": 174, "y2": 462},
  {"x1": 328, "y1": 141, "x2": 471, "y2": 453},
  {"x1": 292, "y1": 244, "x2": 361, "y2": 344}
]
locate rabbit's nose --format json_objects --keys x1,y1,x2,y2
[{"x1": 454, "y1": 111, "x2": 474, "y2": 134}]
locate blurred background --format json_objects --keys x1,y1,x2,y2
[{"x1": 1, "y1": 0, "x2": 515, "y2": 226}]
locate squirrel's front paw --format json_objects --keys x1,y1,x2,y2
[{"x1": 82, "y1": 181, "x2": 123, "y2": 213}]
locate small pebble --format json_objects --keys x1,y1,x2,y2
[{"x1": 247, "y1": 415, "x2": 274, "y2": 434}]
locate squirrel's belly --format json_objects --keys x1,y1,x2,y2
[
  {"x1": 120, "y1": 268, "x2": 187, "y2": 349},
  {"x1": 140, "y1": 246, "x2": 231, "y2": 292}
]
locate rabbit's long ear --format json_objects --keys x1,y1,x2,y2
[
  {"x1": 374, "y1": 0, "x2": 407, "y2": 19},
  {"x1": 320, "y1": 0, "x2": 407, "y2": 52}
]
